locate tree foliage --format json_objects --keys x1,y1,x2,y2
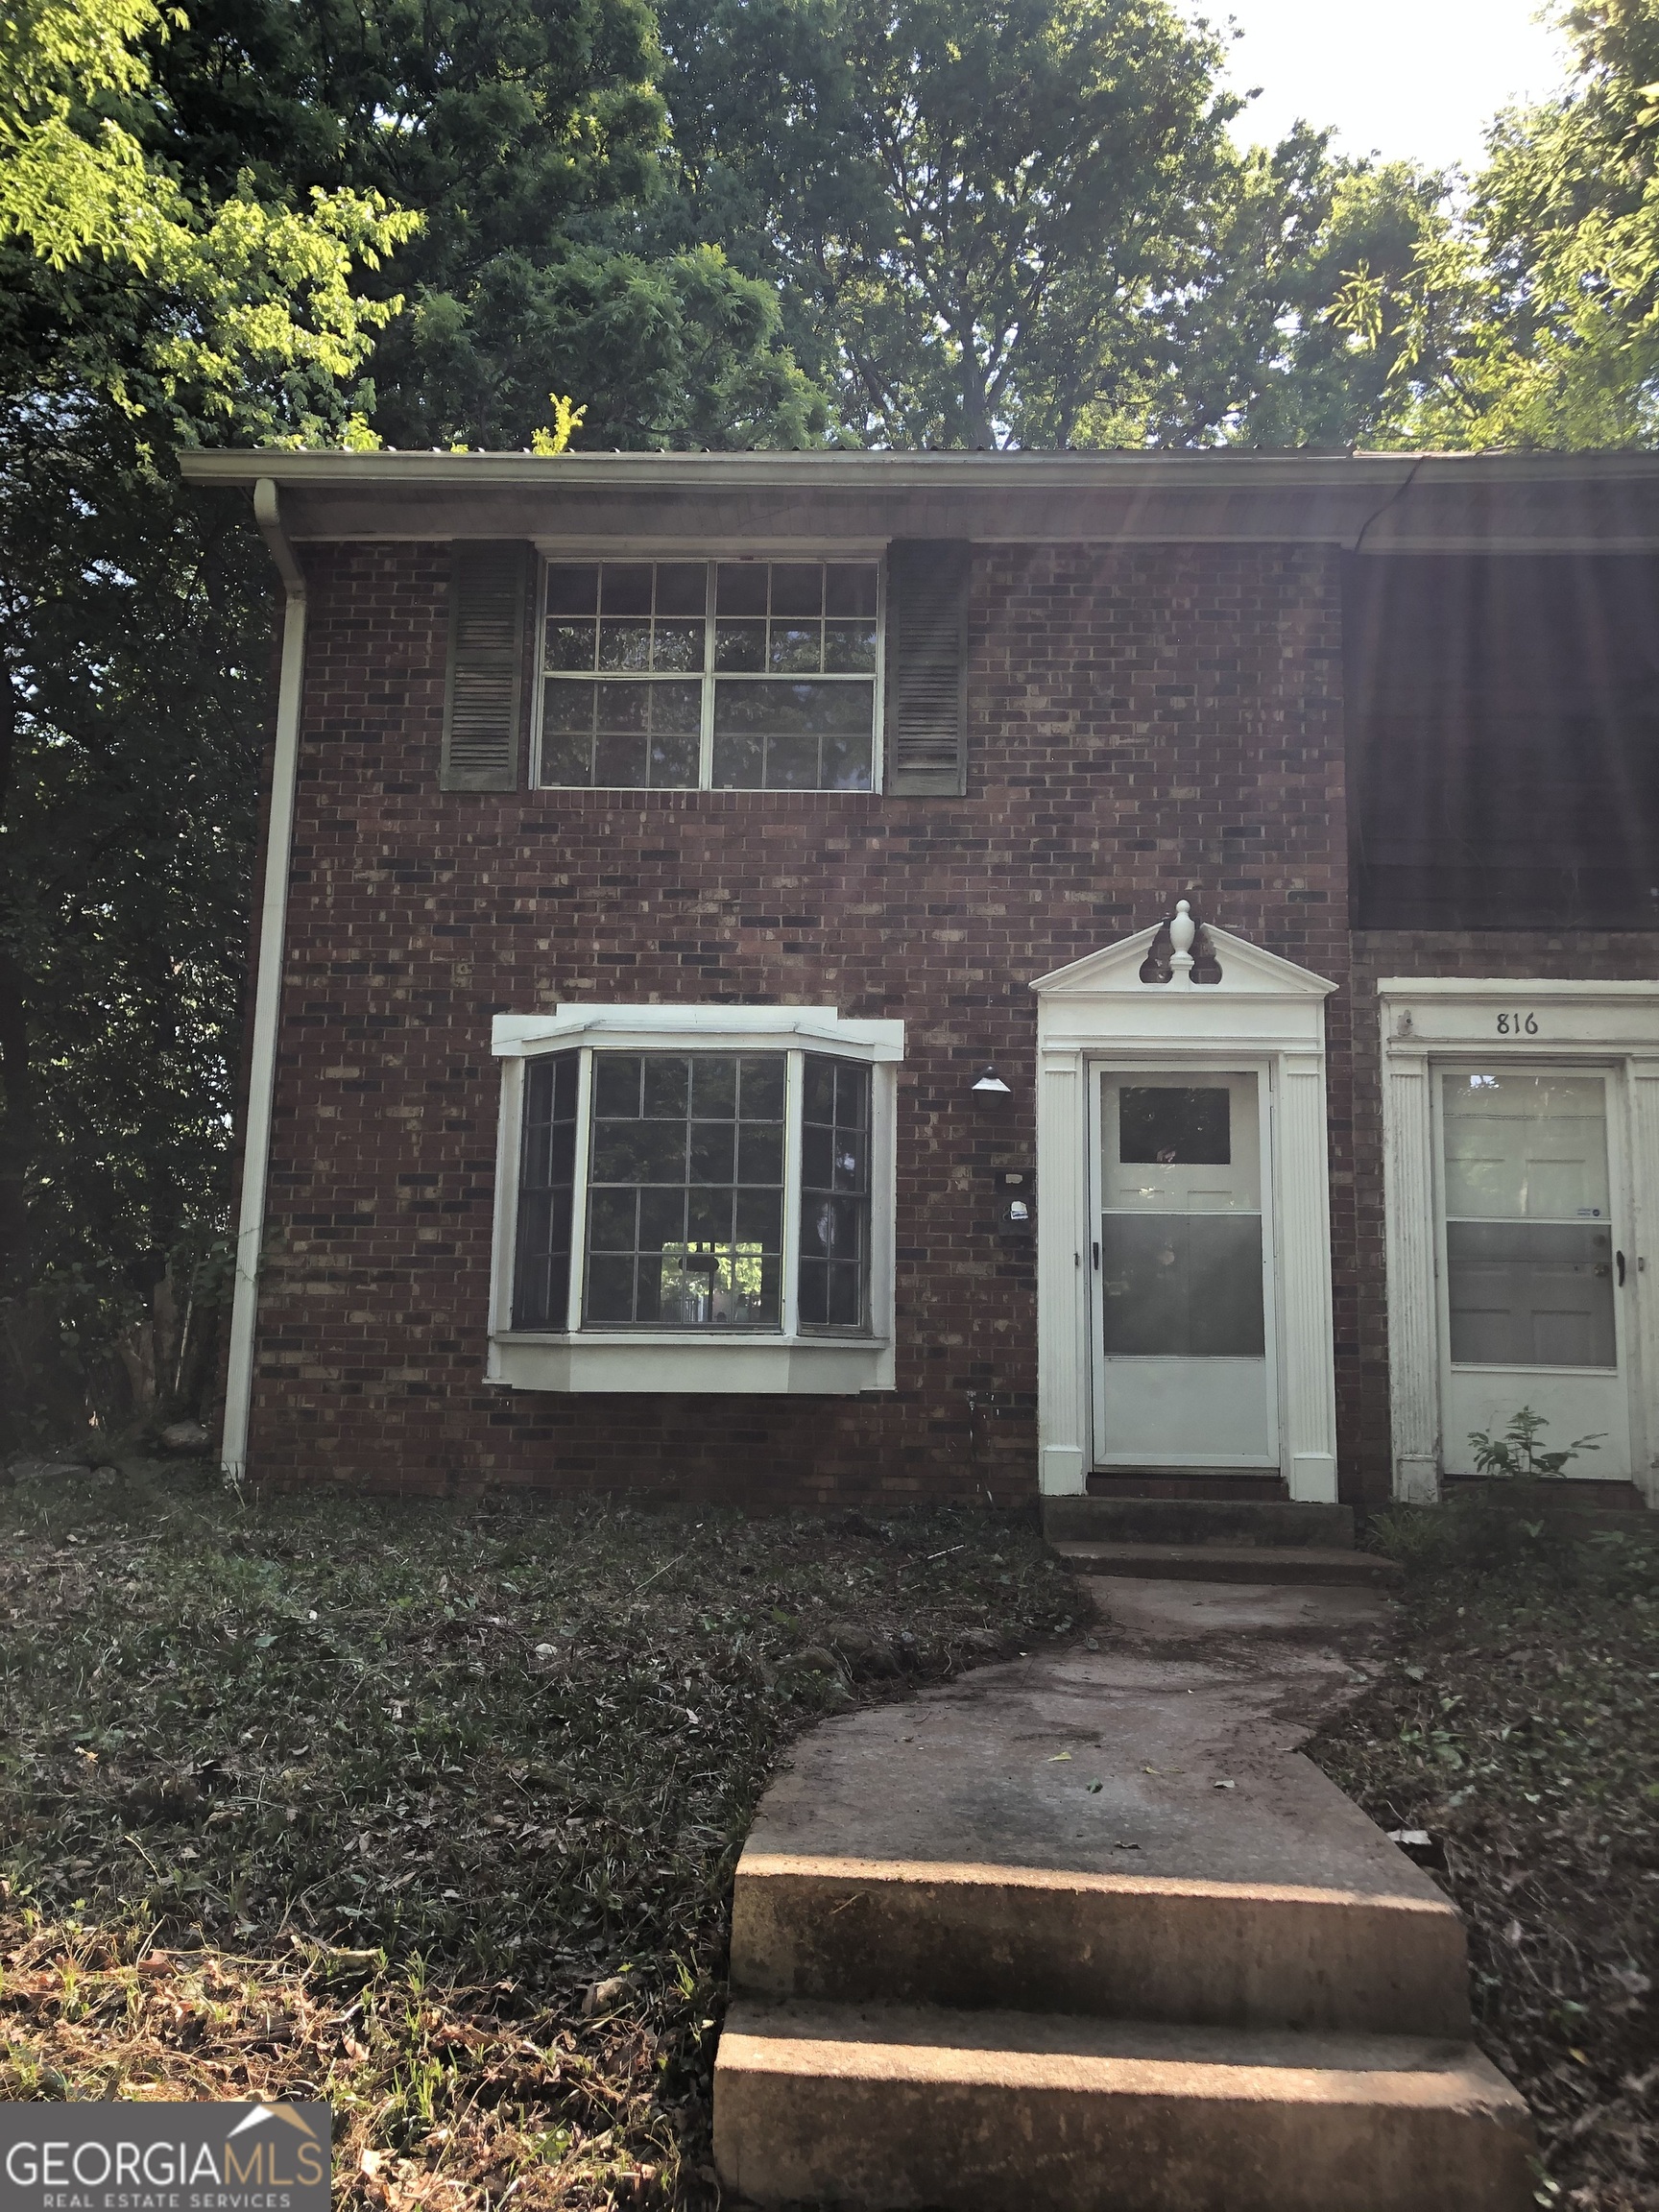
[
  {"x1": 1154, "y1": 144, "x2": 1454, "y2": 449},
  {"x1": 144, "y1": 0, "x2": 829, "y2": 447},
  {"x1": 0, "y1": 0, "x2": 417, "y2": 1425},
  {"x1": 1328, "y1": 0, "x2": 1659, "y2": 447},
  {"x1": 0, "y1": 412, "x2": 265, "y2": 1418},
  {"x1": 0, "y1": 0, "x2": 417, "y2": 440},
  {"x1": 660, "y1": 0, "x2": 1243, "y2": 445}
]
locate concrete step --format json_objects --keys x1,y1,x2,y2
[
  {"x1": 733, "y1": 1852, "x2": 1471, "y2": 2037},
  {"x1": 1055, "y1": 1540, "x2": 1400, "y2": 1589},
  {"x1": 1045, "y1": 1496, "x2": 1356, "y2": 1550},
  {"x1": 715, "y1": 1998, "x2": 1533, "y2": 2212},
  {"x1": 1441, "y1": 1488, "x2": 1659, "y2": 1545}
]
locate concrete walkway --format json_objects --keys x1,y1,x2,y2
[{"x1": 714, "y1": 1575, "x2": 1533, "y2": 2211}]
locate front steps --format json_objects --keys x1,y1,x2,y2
[
  {"x1": 1058, "y1": 1541, "x2": 1401, "y2": 1588},
  {"x1": 712, "y1": 1602, "x2": 1532, "y2": 2210},
  {"x1": 1043, "y1": 1495, "x2": 1402, "y2": 1589},
  {"x1": 1044, "y1": 1496, "x2": 1355, "y2": 1547},
  {"x1": 731, "y1": 1854, "x2": 1472, "y2": 2036},
  {"x1": 717, "y1": 2001, "x2": 1531, "y2": 2212}
]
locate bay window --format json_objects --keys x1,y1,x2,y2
[{"x1": 488, "y1": 1007, "x2": 902, "y2": 1394}]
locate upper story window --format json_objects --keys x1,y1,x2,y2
[{"x1": 537, "y1": 559, "x2": 881, "y2": 793}]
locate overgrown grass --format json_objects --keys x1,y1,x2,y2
[
  {"x1": 0, "y1": 1464, "x2": 1074, "y2": 2206},
  {"x1": 1312, "y1": 1514, "x2": 1659, "y2": 2211}
]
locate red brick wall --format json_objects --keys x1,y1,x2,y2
[
  {"x1": 247, "y1": 538, "x2": 1353, "y2": 1503},
  {"x1": 1347, "y1": 932, "x2": 1659, "y2": 1507}
]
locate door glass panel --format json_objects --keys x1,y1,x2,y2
[
  {"x1": 1119, "y1": 1086, "x2": 1230, "y2": 1166},
  {"x1": 1441, "y1": 1071, "x2": 1615, "y2": 1368},
  {"x1": 1442, "y1": 1072, "x2": 1610, "y2": 1220},
  {"x1": 1099, "y1": 1072, "x2": 1265, "y2": 1359},
  {"x1": 1100, "y1": 1216, "x2": 1266, "y2": 1357},
  {"x1": 1102, "y1": 1081, "x2": 1260, "y2": 1212}
]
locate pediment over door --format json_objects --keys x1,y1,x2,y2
[
  {"x1": 1032, "y1": 904, "x2": 1336, "y2": 1051},
  {"x1": 1032, "y1": 914, "x2": 1336, "y2": 1003}
]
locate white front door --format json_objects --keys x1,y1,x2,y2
[
  {"x1": 1090, "y1": 1070, "x2": 1278, "y2": 1467},
  {"x1": 1436, "y1": 1066, "x2": 1632, "y2": 1479}
]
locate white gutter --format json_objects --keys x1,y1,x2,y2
[
  {"x1": 220, "y1": 476, "x2": 306, "y2": 1481},
  {"x1": 178, "y1": 447, "x2": 1659, "y2": 493}
]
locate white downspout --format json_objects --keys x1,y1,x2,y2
[{"x1": 220, "y1": 477, "x2": 306, "y2": 1480}]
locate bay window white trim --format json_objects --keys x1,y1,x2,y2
[
  {"x1": 494, "y1": 1005, "x2": 905, "y2": 1060},
  {"x1": 487, "y1": 1004, "x2": 902, "y2": 1395}
]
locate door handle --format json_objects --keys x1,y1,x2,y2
[
  {"x1": 1093, "y1": 1240, "x2": 1100, "y2": 1271},
  {"x1": 1618, "y1": 1250, "x2": 1626, "y2": 1286}
]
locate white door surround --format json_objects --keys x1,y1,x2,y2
[
  {"x1": 1379, "y1": 979, "x2": 1659, "y2": 1507},
  {"x1": 1034, "y1": 911, "x2": 1340, "y2": 1502}
]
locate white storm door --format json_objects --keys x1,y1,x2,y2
[
  {"x1": 1436, "y1": 1067, "x2": 1631, "y2": 1479},
  {"x1": 1091, "y1": 1070, "x2": 1278, "y2": 1468}
]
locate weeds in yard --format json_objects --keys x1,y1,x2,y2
[
  {"x1": 0, "y1": 1465, "x2": 1074, "y2": 2205},
  {"x1": 1312, "y1": 1524, "x2": 1659, "y2": 2211},
  {"x1": 1468, "y1": 1407, "x2": 1603, "y2": 1481}
]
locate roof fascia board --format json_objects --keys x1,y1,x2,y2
[
  {"x1": 177, "y1": 450, "x2": 1659, "y2": 552},
  {"x1": 180, "y1": 450, "x2": 1417, "y2": 491}
]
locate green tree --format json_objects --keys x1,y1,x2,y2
[
  {"x1": 0, "y1": 0, "x2": 416, "y2": 439},
  {"x1": 143, "y1": 0, "x2": 828, "y2": 448},
  {"x1": 0, "y1": 0, "x2": 413, "y2": 1430},
  {"x1": 1324, "y1": 0, "x2": 1659, "y2": 448},
  {"x1": 659, "y1": 0, "x2": 1241, "y2": 447},
  {"x1": 0, "y1": 408, "x2": 266, "y2": 1424},
  {"x1": 1148, "y1": 144, "x2": 1455, "y2": 450}
]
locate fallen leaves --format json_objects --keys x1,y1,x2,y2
[
  {"x1": 1312, "y1": 1532, "x2": 1659, "y2": 2209},
  {"x1": 0, "y1": 1472, "x2": 1076, "y2": 2208}
]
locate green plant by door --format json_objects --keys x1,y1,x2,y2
[{"x1": 1467, "y1": 1406, "x2": 1603, "y2": 1479}]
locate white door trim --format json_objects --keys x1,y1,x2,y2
[
  {"x1": 1378, "y1": 979, "x2": 1659, "y2": 1506},
  {"x1": 1033, "y1": 914, "x2": 1339, "y2": 1502}
]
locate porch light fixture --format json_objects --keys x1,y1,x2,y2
[{"x1": 973, "y1": 1064, "x2": 1011, "y2": 1094}]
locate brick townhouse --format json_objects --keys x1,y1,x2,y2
[{"x1": 178, "y1": 449, "x2": 1659, "y2": 1517}]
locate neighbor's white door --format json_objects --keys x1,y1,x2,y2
[
  {"x1": 1091, "y1": 1070, "x2": 1278, "y2": 1467},
  {"x1": 1435, "y1": 1067, "x2": 1631, "y2": 1480}
]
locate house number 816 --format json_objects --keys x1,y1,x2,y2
[{"x1": 1496, "y1": 1012, "x2": 1539, "y2": 1035}]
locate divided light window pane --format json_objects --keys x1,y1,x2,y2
[
  {"x1": 513, "y1": 1048, "x2": 880, "y2": 1339},
  {"x1": 584, "y1": 1053, "x2": 786, "y2": 1328},
  {"x1": 541, "y1": 560, "x2": 878, "y2": 791},
  {"x1": 798, "y1": 1055, "x2": 872, "y2": 1329},
  {"x1": 512, "y1": 1052, "x2": 579, "y2": 1328}
]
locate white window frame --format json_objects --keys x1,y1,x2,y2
[
  {"x1": 486, "y1": 1004, "x2": 903, "y2": 1394},
  {"x1": 529, "y1": 551, "x2": 888, "y2": 795}
]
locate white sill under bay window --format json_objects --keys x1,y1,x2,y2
[{"x1": 487, "y1": 1006, "x2": 903, "y2": 1394}]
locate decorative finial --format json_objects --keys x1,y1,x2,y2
[{"x1": 1168, "y1": 899, "x2": 1195, "y2": 988}]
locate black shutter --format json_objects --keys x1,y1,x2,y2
[
  {"x1": 441, "y1": 541, "x2": 529, "y2": 791},
  {"x1": 884, "y1": 539, "x2": 972, "y2": 796}
]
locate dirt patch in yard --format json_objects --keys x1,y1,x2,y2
[
  {"x1": 0, "y1": 1465, "x2": 1073, "y2": 2207},
  {"x1": 1309, "y1": 1512, "x2": 1659, "y2": 2212}
]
